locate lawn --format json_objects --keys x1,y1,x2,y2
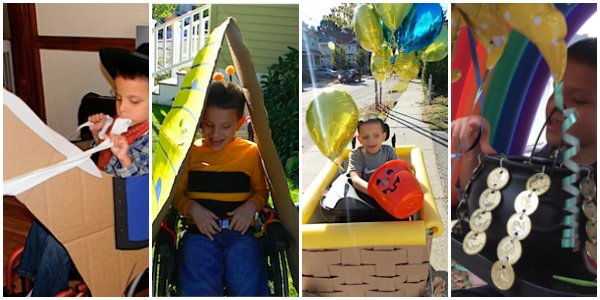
[{"x1": 422, "y1": 96, "x2": 448, "y2": 131}]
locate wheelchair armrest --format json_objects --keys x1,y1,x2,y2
[{"x1": 264, "y1": 221, "x2": 289, "y2": 252}]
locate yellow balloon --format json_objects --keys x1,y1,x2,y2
[
  {"x1": 394, "y1": 52, "x2": 421, "y2": 81},
  {"x1": 328, "y1": 41, "x2": 336, "y2": 51},
  {"x1": 457, "y1": 3, "x2": 509, "y2": 70},
  {"x1": 450, "y1": 4, "x2": 465, "y2": 60},
  {"x1": 451, "y1": 69, "x2": 462, "y2": 83},
  {"x1": 306, "y1": 89, "x2": 359, "y2": 162},
  {"x1": 420, "y1": 26, "x2": 448, "y2": 62},
  {"x1": 373, "y1": 3, "x2": 413, "y2": 31},
  {"x1": 497, "y1": 3, "x2": 567, "y2": 81},
  {"x1": 354, "y1": 4, "x2": 383, "y2": 52},
  {"x1": 371, "y1": 44, "x2": 392, "y2": 82}
]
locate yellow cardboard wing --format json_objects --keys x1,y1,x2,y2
[
  {"x1": 3, "y1": 91, "x2": 148, "y2": 296},
  {"x1": 152, "y1": 18, "x2": 299, "y2": 287}
]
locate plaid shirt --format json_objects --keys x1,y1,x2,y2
[{"x1": 93, "y1": 132, "x2": 149, "y2": 178}]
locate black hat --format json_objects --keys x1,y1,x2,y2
[{"x1": 99, "y1": 43, "x2": 149, "y2": 79}]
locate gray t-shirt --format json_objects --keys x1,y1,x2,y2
[{"x1": 348, "y1": 145, "x2": 398, "y2": 181}]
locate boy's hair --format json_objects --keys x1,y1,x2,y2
[
  {"x1": 567, "y1": 37, "x2": 596, "y2": 67},
  {"x1": 357, "y1": 115, "x2": 390, "y2": 141},
  {"x1": 116, "y1": 69, "x2": 149, "y2": 81},
  {"x1": 206, "y1": 81, "x2": 246, "y2": 119}
]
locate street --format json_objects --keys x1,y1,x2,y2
[{"x1": 301, "y1": 76, "x2": 400, "y2": 158}]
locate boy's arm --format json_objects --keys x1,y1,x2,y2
[
  {"x1": 113, "y1": 133, "x2": 149, "y2": 177},
  {"x1": 451, "y1": 116, "x2": 496, "y2": 188},
  {"x1": 247, "y1": 155, "x2": 269, "y2": 210},
  {"x1": 349, "y1": 170, "x2": 369, "y2": 194}
]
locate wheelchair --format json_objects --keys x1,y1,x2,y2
[{"x1": 153, "y1": 206, "x2": 291, "y2": 297}]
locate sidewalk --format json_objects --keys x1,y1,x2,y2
[{"x1": 386, "y1": 79, "x2": 448, "y2": 273}]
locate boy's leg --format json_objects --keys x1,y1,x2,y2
[
  {"x1": 17, "y1": 220, "x2": 71, "y2": 296},
  {"x1": 31, "y1": 233, "x2": 72, "y2": 296},
  {"x1": 179, "y1": 232, "x2": 224, "y2": 296},
  {"x1": 223, "y1": 230, "x2": 269, "y2": 296}
]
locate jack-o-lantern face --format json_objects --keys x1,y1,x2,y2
[
  {"x1": 377, "y1": 168, "x2": 401, "y2": 194},
  {"x1": 367, "y1": 160, "x2": 424, "y2": 219}
]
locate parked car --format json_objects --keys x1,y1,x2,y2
[
  {"x1": 313, "y1": 68, "x2": 336, "y2": 79},
  {"x1": 338, "y1": 69, "x2": 362, "y2": 84}
]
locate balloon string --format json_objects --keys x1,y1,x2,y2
[
  {"x1": 468, "y1": 28, "x2": 483, "y2": 115},
  {"x1": 554, "y1": 81, "x2": 581, "y2": 251},
  {"x1": 449, "y1": 67, "x2": 490, "y2": 164}
]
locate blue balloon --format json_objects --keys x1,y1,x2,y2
[{"x1": 395, "y1": 3, "x2": 443, "y2": 53}]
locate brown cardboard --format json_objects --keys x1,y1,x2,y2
[
  {"x1": 225, "y1": 20, "x2": 299, "y2": 287},
  {"x1": 302, "y1": 238, "x2": 432, "y2": 297},
  {"x1": 3, "y1": 104, "x2": 148, "y2": 296}
]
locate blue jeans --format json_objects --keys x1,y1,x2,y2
[
  {"x1": 16, "y1": 220, "x2": 71, "y2": 296},
  {"x1": 179, "y1": 229, "x2": 269, "y2": 296}
]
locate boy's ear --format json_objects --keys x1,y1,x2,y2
[
  {"x1": 383, "y1": 131, "x2": 388, "y2": 141},
  {"x1": 236, "y1": 116, "x2": 246, "y2": 130}
]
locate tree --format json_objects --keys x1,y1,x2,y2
[
  {"x1": 355, "y1": 49, "x2": 368, "y2": 74},
  {"x1": 322, "y1": 3, "x2": 357, "y2": 30},
  {"x1": 318, "y1": 19, "x2": 340, "y2": 35},
  {"x1": 331, "y1": 47, "x2": 348, "y2": 71},
  {"x1": 152, "y1": 4, "x2": 178, "y2": 20}
]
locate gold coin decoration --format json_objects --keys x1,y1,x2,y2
[
  {"x1": 585, "y1": 220, "x2": 596, "y2": 243},
  {"x1": 479, "y1": 188, "x2": 502, "y2": 211},
  {"x1": 491, "y1": 260, "x2": 515, "y2": 291},
  {"x1": 487, "y1": 167, "x2": 510, "y2": 190},
  {"x1": 583, "y1": 201, "x2": 596, "y2": 221},
  {"x1": 497, "y1": 236, "x2": 522, "y2": 265},
  {"x1": 463, "y1": 231, "x2": 486, "y2": 255},
  {"x1": 526, "y1": 173, "x2": 551, "y2": 195},
  {"x1": 507, "y1": 214, "x2": 532, "y2": 240},
  {"x1": 585, "y1": 240, "x2": 597, "y2": 264},
  {"x1": 470, "y1": 208, "x2": 492, "y2": 233},
  {"x1": 580, "y1": 176, "x2": 597, "y2": 201},
  {"x1": 513, "y1": 191, "x2": 539, "y2": 215}
]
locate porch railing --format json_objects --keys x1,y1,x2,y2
[{"x1": 152, "y1": 4, "x2": 211, "y2": 77}]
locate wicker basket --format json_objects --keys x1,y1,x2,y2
[{"x1": 302, "y1": 236, "x2": 432, "y2": 297}]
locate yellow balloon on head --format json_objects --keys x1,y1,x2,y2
[
  {"x1": 306, "y1": 89, "x2": 359, "y2": 162},
  {"x1": 497, "y1": 3, "x2": 567, "y2": 81}
]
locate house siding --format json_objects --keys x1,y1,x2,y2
[{"x1": 210, "y1": 4, "x2": 299, "y2": 74}]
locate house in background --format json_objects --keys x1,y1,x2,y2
[
  {"x1": 301, "y1": 22, "x2": 327, "y2": 73},
  {"x1": 153, "y1": 4, "x2": 299, "y2": 105}
]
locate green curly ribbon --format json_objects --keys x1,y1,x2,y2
[
  {"x1": 554, "y1": 81, "x2": 582, "y2": 251},
  {"x1": 552, "y1": 275, "x2": 597, "y2": 287}
]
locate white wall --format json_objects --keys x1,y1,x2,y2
[{"x1": 35, "y1": 3, "x2": 148, "y2": 136}]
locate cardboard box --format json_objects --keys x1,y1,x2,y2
[{"x1": 3, "y1": 94, "x2": 148, "y2": 296}]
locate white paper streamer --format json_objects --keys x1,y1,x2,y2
[{"x1": 2, "y1": 89, "x2": 132, "y2": 196}]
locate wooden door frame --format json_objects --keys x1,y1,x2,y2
[
  {"x1": 7, "y1": 3, "x2": 46, "y2": 121},
  {"x1": 6, "y1": 3, "x2": 137, "y2": 123}
]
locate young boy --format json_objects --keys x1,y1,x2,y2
[
  {"x1": 348, "y1": 115, "x2": 399, "y2": 194},
  {"x1": 17, "y1": 44, "x2": 150, "y2": 296},
  {"x1": 451, "y1": 38, "x2": 596, "y2": 296},
  {"x1": 172, "y1": 80, "x2": 269, "y2": 296}
]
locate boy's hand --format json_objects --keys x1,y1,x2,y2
[
  {"x1": 188, "y1": 202, "x2": 221, "y2": 241},
  {"x1": 451, "y1": 116, "x2": 496, "y2": 161},
  {"x1": 227, "y1": 201, "x2": 258, "y2": 235},
  {"x1": 88, "y1": 113, "x2": 107, "y2": 136},
  {"x1": 109, "y1": 135, "x2": 132, "y2": 167}
]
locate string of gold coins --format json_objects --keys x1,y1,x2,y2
[
  {"x1": 491, "y1": 169, "x2": 551, "y2": 290},
  {"x1": 463, "y1": 164, "x2": 510, "y2": 256},
  {"x1": 580, "y1": 171, "x2": 596, "y2": 264}
]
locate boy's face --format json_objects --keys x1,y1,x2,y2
[
  {"x1": 545, "y1": 60, "x2": 597, "y2": 149},
  {"x1": 201, "y1": 106, "x2": 244, "y2": 151},
  {"x1": 357, "y1": 122, "x2": 387, "y2": 155},
  {"x1": 115, "y1": 76, "x2": 150, "y2": 126}
]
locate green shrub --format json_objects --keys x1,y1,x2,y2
[
  {"x1": 421, "y1": 58, "x2": 448, "y2": 98},
  {"x1": 261, "y1": 47, "x2": 299, "y2": 181}
]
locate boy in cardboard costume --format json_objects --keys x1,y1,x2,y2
[
  {"x1": 172, "y1": 80, "x2": 270, "y2": 296},
  {"x1": 16, "y1": 44, "x2": 150, "y2": 296}
]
